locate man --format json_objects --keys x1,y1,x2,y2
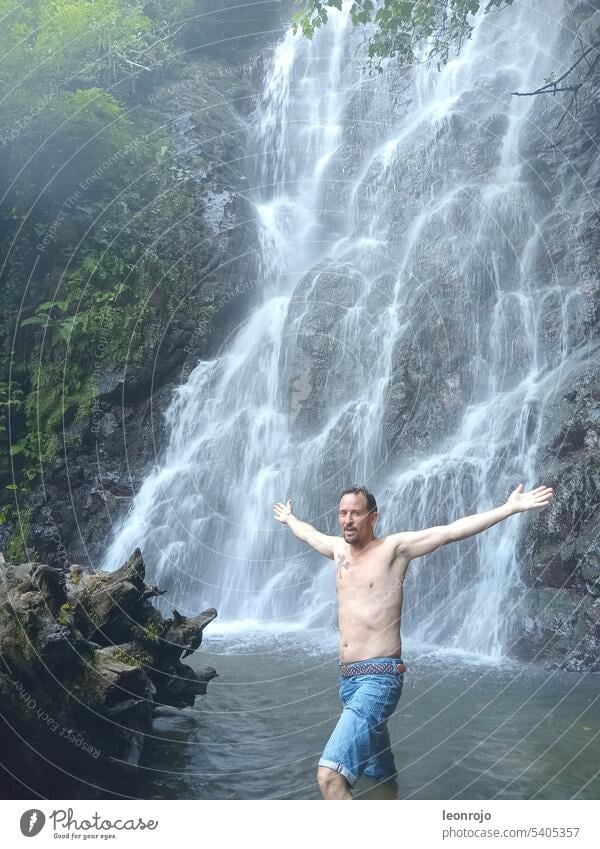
[{"x1": 273, "y1": 481, "x2": 554, "y2": 800}]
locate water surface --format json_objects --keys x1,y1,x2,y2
[{"x1": 138, "y1": 634, "x2": 600, "y2": 800}]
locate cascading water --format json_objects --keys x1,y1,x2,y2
[{"x1": 102, "y1": 0, "x2": 579, "y2": 660}]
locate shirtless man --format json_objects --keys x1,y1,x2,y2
[{"x1": 273, "y1": 482, "x2": 554, "y2": 800}]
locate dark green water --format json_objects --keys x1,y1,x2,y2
[{"x1": 137, "y1": 631, "x2": 600, "y2": 800}]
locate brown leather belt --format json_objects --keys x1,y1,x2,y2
[{"x1": 339, "y1": 659, "x2": 407, "y2": 678}]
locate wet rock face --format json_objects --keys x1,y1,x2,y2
[
  {"x1": 0, "y1": 548, "x2": 217, "y2": 794},
  {"x1": 182, "y1": 0, "x2": 288, "y2": 64},
  {"x1": 282, "y1": 261, "x2": 366, "y2": 439},
  {"x1": 23, "y1": 26, "x2": 285, "y2": 568},
  {"x1": 510, "y1": 587, "x2": 600, "y2": 673},
  {"x1": 513, "y1": 354, "x2": 600, "y2": 670},
  {"x1": 143, "y1": 58, "x2": 260, "y2": 317}
]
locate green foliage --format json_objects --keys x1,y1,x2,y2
[
  {"x1": 3, "y1": 507, "x2": 34, "y2": 563},
  {"x1": 0, "y1": 377, "x2": 25, "y2": 506},
  {"x1": 24, "y1": 360, "x2": 94, "y2": 435},
  {"x1": 3, "y1": 360, "x2": 93, "y2": 496},
  {"x1": 56, "y1": 602, "x2": 74, "y2": 626},
  {"x1": 135, "y1": 622, "x2": 162, "y2": 643},
  {"x1": 0, "y1": 0, "x2": 218, "y2": 547},
  {"x1": 292, "y1": 0, "x2": 513, "y2": 70},
  {"x1": 0, "y1": 0, "x2": 171, "y2": 111},
  {"x1": 112, "y1": 647, "x2": 153, "y2": 667}
]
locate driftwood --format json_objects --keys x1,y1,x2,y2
[{"x1": 0, "y1": 547, "x2": 218, "y2": 786}]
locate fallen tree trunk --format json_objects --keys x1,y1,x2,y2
[{"x1": 0, "y1": 547, "x2": 217, "y2": 793}]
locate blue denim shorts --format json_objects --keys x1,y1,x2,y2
[{"x1": 318, "y1": 656, "x2": 404, "y2": 787}]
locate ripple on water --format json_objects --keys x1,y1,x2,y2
[{"x1": 137, "y1": 636, "x2": 600, "y2": 800}]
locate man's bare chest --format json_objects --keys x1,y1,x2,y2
[{"x1": 334, "y1": 546, "x2": 401, "y2": 598}]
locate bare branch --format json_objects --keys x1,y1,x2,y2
[
  {"x1": 511, "y1": 84, "x2": 582, "y2": 96},
  {"x1": 133, "y1": 24, "x2": 185, "y2": 60},
  {"x1": 113, "y1": 50, "x2": 152, "y2": 73},
  {"x1": 511, "y1": 40, "x2": 600, "y2": 97}
]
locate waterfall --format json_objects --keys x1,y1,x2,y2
[{"x1": 101, "y1": 0, "x2": 579, "y2": 660}]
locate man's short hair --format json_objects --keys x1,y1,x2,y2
[{"x1": 339, "y1": 485, "x2": 377, "y2": 515}]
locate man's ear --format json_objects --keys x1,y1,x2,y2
[{"x1": 369, "y1": 511, "x2": 378, "y2": 527}]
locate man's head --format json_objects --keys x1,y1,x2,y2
[{"x1": 338, "y1": 485, "x2": 378, "y2": 545}]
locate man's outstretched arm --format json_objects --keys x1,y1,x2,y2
[
  {"x1": 273, "y1": 498, "x2": 337, "y2": 560},
  {"x1": 390, "y1": 483, "x2": 554, "y2": 560}
]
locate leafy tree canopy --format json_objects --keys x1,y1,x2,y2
[{"x1": 291, "y1": 0, "x2": 512, "y2": 70}]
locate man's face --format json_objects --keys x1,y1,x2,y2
[{"x1": 338, "y1": 493, "x2": 377, "y2": 544}]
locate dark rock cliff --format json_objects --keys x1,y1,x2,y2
[
  {"x1": 509, "y1": 2, "x2": 600, "y2": 672},
  {"x1": 23, "y1": 2, "x2": 288, "y2": 570}
]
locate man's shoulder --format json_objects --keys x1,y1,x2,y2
[
  {"x1": 379, "y1": 533, "x2": 404, "y2": 549},
  {"x1": 330, "y1": 536, "x2": 344, "y2": 555}
]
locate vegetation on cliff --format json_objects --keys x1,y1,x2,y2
[
  {"x1": 292, "y1": 0, "x2": 600, "y2": 114},
  {"x1": 0, "y1": 1, "x2": 219, "y2": 554},
  {"x1": 292, "y1": 0, "x2": 514, "y2": 68}
]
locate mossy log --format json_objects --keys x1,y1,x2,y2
[{"x1": 0, "y1": 547, "x2": 218, "y2": 783}]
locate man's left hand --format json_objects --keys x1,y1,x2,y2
[{"x1": 507, "y1": 483, "x2": 554, "y2": 513}]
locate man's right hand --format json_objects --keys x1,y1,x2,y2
[
  {"x1": 273, "y1": 499, "x2": 293, "y2": 523},
  {"x1": 274, "y1": 501, "x2": 337, "y2": 559}
]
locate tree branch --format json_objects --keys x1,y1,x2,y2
[
  {"x1": 511, "y1": 40, "x2": 600, "y2": 97},
  {"x1": 511, "y1": 85, "x2": 582, "y2": 96},
  {"x1": 113, "y1": 50, "x2": 152, "y2": 73}
]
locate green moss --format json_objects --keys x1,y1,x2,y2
[
  {"x1": 143, "y1": 623, "x2": 161, "y2": 643},
  {"x1": 112, "y1": 648, "x2": 152, "y2": 667},
  {"x1": 112, "y1": 649, "x2": 139, "y2": 667},
  {"x1": 133, "y1": 622, "x2": 162, "y2": 644},
  {"x1": 56, "y1": 602, "x2": 74, "y2": 626}
]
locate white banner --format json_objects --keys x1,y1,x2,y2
[{"x1": 1, "y1": 800, "x2": 598, "y2": 847}]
